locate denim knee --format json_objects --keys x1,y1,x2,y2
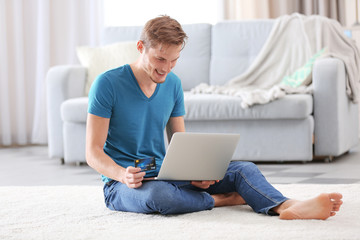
[
  {"x1": 143, "y1": 183, "x2": 179, "y2": 214},
  {"x1": 228, "y1": 161, "x2": 262, "y2": 177}
]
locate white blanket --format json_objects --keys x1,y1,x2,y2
[{"x1": 191, "y1": 14, "x2": 360, "y2": 108}]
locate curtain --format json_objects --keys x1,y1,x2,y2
[
  {"x1": 223, "y1": 0, "x2": 346, "y2": 25},
  {"x1": 0, "y1": 0, "x2": 103, "y2": 146}
]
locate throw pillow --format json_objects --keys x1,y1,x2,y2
[
  {"x1": 280, "y1": 48, "x2": 327, "y2": 88},
  {"x1": 77, "y1": 41, "x2": 140, "y2": 95}
]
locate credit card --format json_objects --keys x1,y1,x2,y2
[{"x1": 134, "y1": 157, "x2": 156, "y2": 171}]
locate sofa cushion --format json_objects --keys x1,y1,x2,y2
[
  {"x1": 102, "y1": 26, "x2": 142, "y2": 45},
  {"x1": 61, "y1": 97, "x2": 88, "y2": 123},
  {"x1": 102, "y1": 24, "x2": 212, "y2": 91},
  {"x1": 281, "y1": 48, "x2": 327, "y2": 88},
  {"x1": 77, "y1": 41, "x2": 139, "y2": 95},
  {"x1": 210, "y1": 20, "x2": 274, "y2": 86},
  {"x1": 184, "y1": 92, "x2": 313, "y2": 120},
  {"x1": 172, "y1": 24, "x2": 212, "y2": 90},
  {"x1": 61, "y1": 93, "x2": 313, "y2": 123}
]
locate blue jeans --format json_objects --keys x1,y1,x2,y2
[{"x1": 103, "y1": 161, "x2": 288, "y2": 215}]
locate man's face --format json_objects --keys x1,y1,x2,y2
[{"x1": 141, "y1": 43, "x2": 182, "y2": 84}]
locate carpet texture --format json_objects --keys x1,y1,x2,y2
[{"x1": 0, "y1": 184, "x2": 359, "y2": 240}]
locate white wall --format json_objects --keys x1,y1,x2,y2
[{"x1": 103, "y1": 0, "x2": 221, "y2": 27}]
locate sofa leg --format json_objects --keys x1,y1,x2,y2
[
  {"x1": 312, "y1": 155, "x2": 334, "y2": 162},
  {"x1": 60, "y1": 158, "x2": 65, "y2": 165},
  {"x1": 324, "y1": 156, "x2": 334, "y2": 163}
]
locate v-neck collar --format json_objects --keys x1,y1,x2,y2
[{"x1": 127, "y1": 64, "x2": 160, "y2": 102}]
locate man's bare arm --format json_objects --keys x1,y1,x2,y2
[
  {"x1": 166, "y1": 116, "x2": 185, "y2": 142},
  {"x1": 86, "y1": 113, "x2": 145, "y2": 188}
]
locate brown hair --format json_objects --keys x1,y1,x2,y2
[{"x1": 140, "y1": 15, "x2": 188, "y2": 49}]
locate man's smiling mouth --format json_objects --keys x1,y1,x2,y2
[{"x1": 156, "y1": 69, "x2": 166, "y2": 76}]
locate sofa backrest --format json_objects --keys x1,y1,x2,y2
[
  {"x1": 210, "y1": 20, "x2": 274, "y2": 86},
  {"x1": 172, "y1": 24, "x2": 211, "y2": 91},
  {"x1": 102, "y1": 20, "x2": 275, "y2": 90},
  {"x1": 102, "y1": 24, "x2": 211, "y2": 91},
  {"x1": 102, "y1": 26, "x2": 143, "y2": 44}
]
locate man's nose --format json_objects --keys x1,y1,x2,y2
[{"x1": 165, "y1": 61, "x2": 172, "y2": 72}]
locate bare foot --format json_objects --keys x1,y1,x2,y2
[
  {"x1": 277, "y1": 193, "x2": 343, "y2": 220},
  {"x1": 212, "y1": 192, "x2": 246, "y2": 207}
]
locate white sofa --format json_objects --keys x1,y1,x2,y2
[{"x1": 46, "y1": 19, "x2": 359, "y2": 164}]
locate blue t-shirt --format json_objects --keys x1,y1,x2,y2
[{"x1": 88, "y1": 64, "x2": 185, "y2": 182}]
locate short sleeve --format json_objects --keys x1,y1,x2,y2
[{"x1": 88, "y1": 73, "x2": 114, "y2": 118}]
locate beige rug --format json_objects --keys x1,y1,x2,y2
[{"x1": 0, "y1": 184, "x2": 359, "y2": 240}]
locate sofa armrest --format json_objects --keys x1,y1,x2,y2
[
  {"x1": 46, "y1": 65, "x2": 87, "y2": 159},
  {"x1": 313, "y1": 58, "x2": 359, "y2": 157}
]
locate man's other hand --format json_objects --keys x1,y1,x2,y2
[
  {"x1": 191, "y1": 180, "x2": 219, "y2": 189},
  {"x1": 122, "y1": 167, "x2": 146, "y2": 188}
]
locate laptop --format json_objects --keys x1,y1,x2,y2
[{"x1": 150, "y1": 132, "x2": 240, "y2": 181}]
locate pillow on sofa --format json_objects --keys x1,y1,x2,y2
[
  {"x1": 77, "y1": 41, "x2": 140, "y2": 95},
  {"x1": 280, "y1": 48, "x2": 326, "y2": 88}
]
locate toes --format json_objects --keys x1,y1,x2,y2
[
  {"x1": 331, "y1": 199, "x2": 343, "y2": 205},
  {"x1": 332, "y1": 199, "x2": 343, "y2": 211},
  {"x1": 329, "y1": 192, "x2": 343, "y2": 201},
  {"x1": 333, "y1": 204, "x2": 342, "y2": 211}
]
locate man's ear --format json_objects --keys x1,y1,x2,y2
[{"x1": 137, "y1": 41, "x2": 144, "y2": 53}]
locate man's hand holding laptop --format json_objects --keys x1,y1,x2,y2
[
  {"x1": 122, "y1": 162, "x2": 220, "y2": 190},
  {"x1": 123, "y1": 164, "x2": 220, "y2": 190}
]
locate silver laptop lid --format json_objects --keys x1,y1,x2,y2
[{"x1": 156, "y1": 132, "x2": 240, "y2": 181}]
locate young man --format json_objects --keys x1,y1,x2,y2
[{"x1": 86, "y1": 15, "x2": 343, "y2": 219}]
